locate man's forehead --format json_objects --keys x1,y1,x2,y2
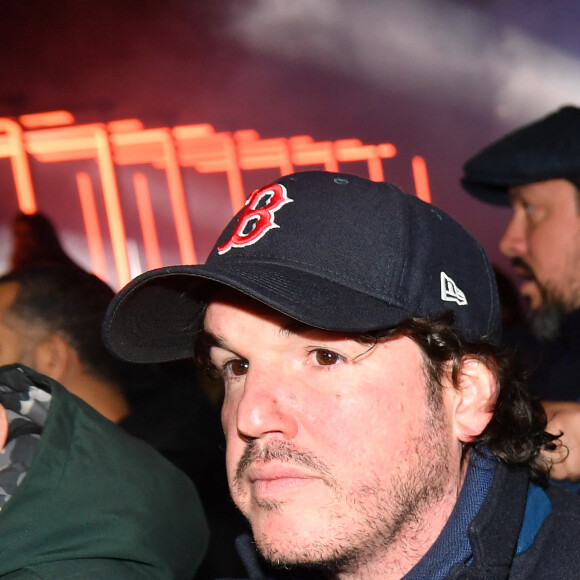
[
  {"x1": 508, "y1": 178, "x2": 574, "y2": 199},
  {"x1": 203, "y1": 290, "x2": 361, "y2": 343},
  {"x1": 204, "y1": 292, "x2": 282, "y2": 342},
  {"x1": 207, "y1": 288, "x2": 275, "y2": 316},
  {"x1": 507, "y1": 183, "x2": 534, "y2": 200},
  {"x1": 203, "y1": 290, "x2": 404, "y2": 351},
  {"x1": 205, "y1": 292, "x2": 306, "y2": 334},
  {"x1": 507, "y1": 182, "x2": 547, "y2": 207}
]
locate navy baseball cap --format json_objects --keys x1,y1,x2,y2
[
  {"x1": 103, "y1": 171, "x2": 501, "y2": 363},
  {"x1": 462, "y1": 105, "x2": 580, "y2": 205}
]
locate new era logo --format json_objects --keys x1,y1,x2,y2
[{"x1": 440, "y1": 272, "x2": 467, "y2": 306}]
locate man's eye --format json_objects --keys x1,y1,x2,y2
[
  {"x1": 523, "y1": 202, "x2": 536, "y2": 215},
  {"x1": 227, "y1": 359, "x2": 249, "y2": 376},
  {"x1": 313, "y1": 350, "x2": 341, "y2": 366},
  {"x1": 521, "y1": 202, "x2": 545, "y2": 224}
]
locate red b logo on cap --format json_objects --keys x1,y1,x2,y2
[{"x1": 217, "y1": 183, "x2": 293, "y2": 254}]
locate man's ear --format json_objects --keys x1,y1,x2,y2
[
  {"x1": 0, "y1": 405, "x2": 8, "y2": 450},
  {"x1": 447, "y1": 357, "x2": 498, "y2": 443},
  {"x1": 32, "y1": 334, "x2": 71, "y2": 384}
]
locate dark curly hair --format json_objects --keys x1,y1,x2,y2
[
  {"x1": 357, "y1": 312, "x2": 559, "y2": 486},
  {"x1": 196, "y1": 307, "x2": 560, "y2": 486}
]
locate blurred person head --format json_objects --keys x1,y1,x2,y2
[
  {"x1": 0, "y1": 265, "x2": 130, "y2": 422},
  {"x1": 462, "y1": 106, "x2": 580, "y2": 340},
  {"x1": 104, "y1": 172, "x2": 555, "y2": 578},
  {"x1": 9, "y1": 211, "x2": 80, "y2": 272}
]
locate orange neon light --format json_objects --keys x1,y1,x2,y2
[
  {"x1": 24, "y1": 124, "x2": 103, "y2": 162},
  {"x1": 0, "y1": 118, "x2": 37, "y2": 213},
  {"x1": 333, "y1": 140, "x2": 397, "y2": 182},
  {"x1": 0, "y1": 110, "x2": 432, "y2": 288},
  {"x1": 173, "y1": 125, "x2": 245, "y2": 213},
  {"x1": 19, "y1": 110, "x2": 75, "y2": 129},
  {"x1": 110, "y1": 127, "x2": 197, "y2": 264},
  {"x1": 107, "y1": 119, "x2": 144, "y2": 134},
  {"x1": 288, "y1": 136, "x2": 339, "y2": 172},
  {"x1": 77, "y1": 172, "x2": 108, "y2": 280},
  {"x1": 411, "y1": 155, "x2": 432, "y2": 204},
  {"x1": 133, "y1": 173, "x2": 162, "y2": 270},
  {"x1": 160, "y1": 131, "x2": 197, "y2": 265},
  {"x1": 236, "y1": 131, "x2": 294, "y2": 175},
  {"x1": 94, "y1": 125, "x2": 131, "y2": 287}
]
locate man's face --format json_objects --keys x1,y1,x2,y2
[
  {"x1": 205, "y1": 294, "x2": 464, "y2": 575},
  {"x1": 0, "y1": 282, "x2": 39, "y2": 368},
  {"x1": 500, "y1": 179, "x2": 580, "y2": 312}
]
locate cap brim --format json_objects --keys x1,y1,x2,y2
[
  {"x1": 103, "y1": 264, "x2": 414, "y2": 363},
  {"x1": 460, "y1": 178, "x2": 511, "y2": 206}
]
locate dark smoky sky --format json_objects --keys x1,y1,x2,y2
[{"x1": 0, "y1": 0, "x2": 579, "y2": 284}]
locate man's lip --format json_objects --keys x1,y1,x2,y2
[
  {"x1": 512, "y1": 265, "x2": 534, "y2": 280},
  {"x1": 247, "y1": 464, "x2": 319, "y2": 483},
  {"x1": 247, "y1": 465, "x2": 321, "y2": 498}
]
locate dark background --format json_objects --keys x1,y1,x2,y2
[{"x1": 1, "y1": 0, "x2": 579, "y2": 289}]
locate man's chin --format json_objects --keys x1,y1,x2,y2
[
  {"x1": 248, "y1": 507, "x2": 350, "y2": 571},
  {"x1": 254, "y1": 530, "x2": 354, "y2": 575}
]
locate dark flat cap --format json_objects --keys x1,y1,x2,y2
[{"x1": 461, "y1": 105, "x2": 580, "y2": 205}]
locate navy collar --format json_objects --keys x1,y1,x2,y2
[{"x1": 402, "y1": 449, "x2": 496, "y2": 580}]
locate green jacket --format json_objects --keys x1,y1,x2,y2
[{"x1": 0, "y1": 364, "x2": 208, "y2": 579}]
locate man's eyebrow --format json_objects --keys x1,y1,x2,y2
[
  {"x1": 199, "y1": 328, "x2": 228, "y2": 350},
  {"x1": 279, "y1": 319, "x2": 310, "y2": 337},
  {"x1": 279, "y1": 319, "x2": 351, "y2": 340},
  {"x1": 508, "y1": 188, "x2": 523, "y2": 203}
]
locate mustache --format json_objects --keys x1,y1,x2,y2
[
  {"x1": 511, "y1": 257, "x2": 534, "y2": 278},
  {"x1": 235, "y1": 439, "x2": 333, "y2": 485}
]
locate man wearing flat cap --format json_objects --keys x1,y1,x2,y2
[
  {"x1": 105, "y1": 171, "x2": 580, "y2": 579},
  {"x1": 462, "y1": 106, "x2": 580, "y2": 482}
]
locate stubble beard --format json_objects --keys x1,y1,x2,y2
[
  {"x1": 510, "y1": 253, "x2": 580, "y2": 341},
  {"x1": 232, "y1": 400, "x2": 453, "y2": 577},
  {"x1": 527, "y1": 279, "x2": 580, "y2": 341},
  {"x1": 526, "y1": 302, "x2": 564, "y2": 341},
  {"x1": 525, "y1": 235, "x2": 580, "y2": 340}
]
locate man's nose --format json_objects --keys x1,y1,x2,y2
[
  {"x1": 235, "y1": 366, "x2": 299, "y2": 441},
  {"x1": 499, "y1": 212, "x2": 527, "y2": 258}
]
